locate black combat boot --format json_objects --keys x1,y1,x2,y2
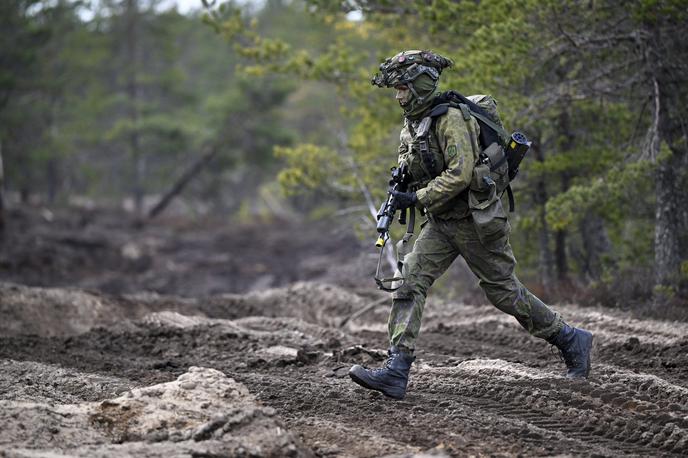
[
  {"x1": 547, "y1": 323, "x2": 593, "y2": 378},
  {"x1": 348, "y1": 346, "x2": 415, "y2": 400}
]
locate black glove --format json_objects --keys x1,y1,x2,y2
[{"x1": 391, "y1": 190, "x2": 417, "y2": 210}]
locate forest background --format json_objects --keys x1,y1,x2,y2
[{"x1": 1, "y1": 0, "x2": 687, "y2": 315}]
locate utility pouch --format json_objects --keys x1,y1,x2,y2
[
  {"x1": 484, "y1": 142, "x2": 510, "y2": 193},
  {"x1": 484, "y1": 142, "x2": 507, "y2": 174},
  {"x1": 470, "y1": 163, "x2": 492, "y2": 193},
  {"x1": 468, "y1": 179, "x2": 510, "y2": 246}
]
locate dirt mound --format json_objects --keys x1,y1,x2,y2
[
  {"x1": 0, "y1": 366, "x2": 312, "y2": 457},
  {"x1": 0, "y1": 283, "x2": 112, "y2": 336},
  {"x1": 0, "y1": 282, "x2": 198, "y2": 337},
  {"x1": 201, "y1": 282, "x2": 372, "y2": 324},
  {"x1": 0, "y1": 281, "x2": 372, "y2": 337}
]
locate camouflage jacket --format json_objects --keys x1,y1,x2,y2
[{"x1": 398, "y1": 106, "x2": 480, "y2": 219}]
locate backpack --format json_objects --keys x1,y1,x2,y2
[{"x1": 426, "y1": 90, "x2": 531, "y2": 211}]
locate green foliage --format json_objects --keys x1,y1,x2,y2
[
  {"x1": 0, "y1": 0, "x2": 50, "y2": 108},
  {"x1": 545, "y1": 161, "x2": 654, "y2": 230},
  {"x1": 199, "y1": 0, "x2": 688, "y2": 301},
  {"x1": 274, "y1": 144, "x2": 344, "y2": 194},
  {"x1": 207, "y1": 75, "x2": 297, "y2": 166},
  {"x1": 0, "y1": 0, "x2": 302, "y2": 210},
  {"x1": 2, "y1": 0, "x2": 686, "y2": 299}
]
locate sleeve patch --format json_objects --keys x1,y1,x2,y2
[{"x1": 447, "y1": 144, "x2": 458, "y2": 159}]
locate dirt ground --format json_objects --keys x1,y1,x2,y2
[
  {"x1": 0, "y1": 205, "x2": 372, "y2": 296},
  {"x1": 1, "y1": 206, "x2": 687, "y2": 457}
]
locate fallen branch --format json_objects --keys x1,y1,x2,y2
[
  {"x1": 338, "y1": 296, "x2": 388, "y2": 328},
  {"x1": 147, "y1": 146, "x2": 219, "y2": 221}
]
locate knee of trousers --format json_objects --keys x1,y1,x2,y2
[
  {"x1": 392, "y1": 273, "x2": 430, "y2": 301},
  {"x1": 482, "y1": 280, "x2": 524, "y2": 311}
]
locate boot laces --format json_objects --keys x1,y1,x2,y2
[{"x1": 368, "y1": 354, "x2": 396, "y2": 375}]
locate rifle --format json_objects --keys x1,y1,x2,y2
[{"x1": 374, "y1": 163, "x2": 415, "y2": 292}]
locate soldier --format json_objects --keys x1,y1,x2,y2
[{"x1": 349, "y1": 50, "x2": 594, "y2": 400}]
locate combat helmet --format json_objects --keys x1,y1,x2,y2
[{"x1": 371, "y1": 50, "x2": 453, "y2": 105}]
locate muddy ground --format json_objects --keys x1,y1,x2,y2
[{"x1": 1, "y1": 206, "x2": 687, "y2": 457}]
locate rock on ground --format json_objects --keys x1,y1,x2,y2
[{"x1": 0, "y1": 366, "x2": 312, "y2": 458}]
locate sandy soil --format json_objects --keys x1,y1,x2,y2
[{"x1": 1, "y1": 206, "x2": 687, "y2": 457}]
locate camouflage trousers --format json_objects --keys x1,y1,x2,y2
[{"x1": 389, "y1": 216, "x2": 563, "y2": 350}]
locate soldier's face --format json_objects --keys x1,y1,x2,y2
[{"x1": 395, "y1": 85, "x2": 412, "y2": 107}]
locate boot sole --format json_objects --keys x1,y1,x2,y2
[{"x1": 348, "y1": 366, "x2": 406, "y2": 400}]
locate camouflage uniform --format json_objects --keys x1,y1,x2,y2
[
  {"x1": 389, "y1": 106, "x2": 563, "y2": 350},
  {"x1": 349, "y1": 51, "x2": 590, "y2": 398}
]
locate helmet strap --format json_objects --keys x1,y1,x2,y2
[
  {"x1": 407, "y1": 82, "x2": 422, "y2": 103},
  {"x1": 407, "y1": 79, "x2": 438, "y2": 105}
]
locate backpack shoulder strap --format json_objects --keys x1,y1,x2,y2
[
  {"x1": 466, "y1": 108, "x2": 509, "y2": 143},
  {"x1": 428, "y1": 103, "x2": 450, "y2": 119},
  {"x1": 439, "y1": 90, "x2": 510, "y2": 145},
  {"x1": 430, "y1": 99, "x2": 508, "y2": 143}
]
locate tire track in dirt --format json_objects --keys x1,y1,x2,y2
[
  {"x1": 347, "y1": 307, "x2": 688, "y2": 456},
  {"x1": 234, "y1": 368, "x2": 555, "y2": 457},
  {"x1": 418, "y1": 313, "x2": 688, "y2": 386},
  {"x1": 413, "y1": 359, "x2": 688, "y2": 456}
]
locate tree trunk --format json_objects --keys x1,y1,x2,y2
[
  {"x1": 47, "y1": 99, "x2": 60, "y2": 204},
  {"x1": 19, "y1": 157, "x2": 30, "y2": 204},
  {"x1": 0, "y1": 140, "x2": 5, "y2": 240},
  {"x1": 147, "y1": 147, "x2": 219, "y2": 220},
  {"x1": 554, "y1": 110, "x2": 574, "y2": 283},
  {"x1": 134, "y1": 152, "x2": 145, "y2": 214},
  {"x1": 555, "y1": 228, "x2": 568, "y2": 281},
  {"x1": 555, "y1": 172, "x2": 571, "y2": 282},
  {"x1": 680, "y1": 154, "x2": 688, "y2": 261},
  {"x1": 126, "y1": 0, "x2": 142, "y2": 217},
  {"x1": 653, "y1": 151, "x2": 681, "y2": 290},
  {"x1": 579, "y1": 212, "x2": 611, "y2": 281},
  {"x1": 531, "y1": 140, "x2": 554, "y2": 290},
  {"x1": 654, "y1": 93, "x2": 684, "y2": 293},
  {"x1": 46, "y1": 158, "x2": 58, "y2": 204},
  {"x1": 653, "y1": 70, "x2": 687, "y2": 295}
]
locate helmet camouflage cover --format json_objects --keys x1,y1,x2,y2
[{"x1": 371, "y1": 50, "x2": 453, "y2": 88}]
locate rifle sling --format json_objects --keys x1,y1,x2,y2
[{"x1": 374, "y1": 207, "x2": 416, "y2": 292}]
